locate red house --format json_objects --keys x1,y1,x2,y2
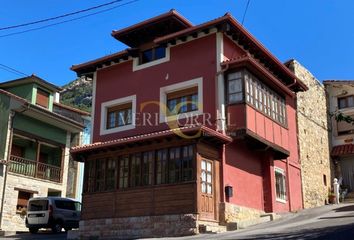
[{"x1": 71, "y1": 10, "x2": 307, "y2": 239}]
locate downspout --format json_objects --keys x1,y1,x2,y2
[
  {"x1": 0, "y1": 104, "x2": 29, "y2": 230},
  {"x1": 216, "y1": 63, "x2": 229, "y2": 203}
]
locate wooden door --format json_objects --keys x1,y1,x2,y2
[{"x1": 199, "y1": 158, "x2": 215, "y2": 220}]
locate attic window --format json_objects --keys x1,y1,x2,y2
[
  {"x1": 36, "y1": 89, "x2": 50, "y2": 108},
  {"x1": 140, "y1": 46, "x2": 166, "y2": 64}
]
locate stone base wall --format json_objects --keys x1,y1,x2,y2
[
  {"x1": 1, "y1": 173, "x2": 65, "y2": 231},
  {"x1": 219, "y1": 202, "x2": 265, "y2": 224},
  {"x1": 79, "y1": 214, "x2": 198, "y2": 239}
]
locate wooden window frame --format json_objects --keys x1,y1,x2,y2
[
  {"x1": 106, "y1": 103, "x2": 132, "y2": 129},
  {"x1": 166, "y1": 87, "x2": 198, "y2": 116},
  {"x1": 275, "y1": 167, "x2": 287, "y2": 203}
]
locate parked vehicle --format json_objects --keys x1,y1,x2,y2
[{"x1": 25, "y1": 197, "x2": 81, "y2": 234}]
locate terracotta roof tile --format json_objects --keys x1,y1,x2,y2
[
  {"x1": 331, "y1": 144, "x2": 354, "y2": 157},
  {"x1": 71, "y1": 125, "x2": 232, "y2": 154}
]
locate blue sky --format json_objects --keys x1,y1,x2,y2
[{"x1": 0, "y1": 0, "x2": 353, "y2": 86}]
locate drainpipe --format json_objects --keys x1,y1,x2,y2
[
  {"x1": 215, "y1": 63, "x2": 229, "y2": 203},
  {"x1": 0, "y1": 105, "x2": 29, "y2": 230}
]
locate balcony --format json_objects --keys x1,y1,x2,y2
[
  {"x1": 9, "y1": 155, "x2": 62, "y2": 182},
  {"x1": 9, "y1": 134, "x2": 64, "y2": 183}
]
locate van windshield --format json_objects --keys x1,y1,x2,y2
[{"x1": 29, "y1": 200, "x2": 48, "y2": 211}]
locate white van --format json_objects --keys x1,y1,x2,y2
[{"x1": 25, "y1": 197, "x2": 81, "y2": 234}]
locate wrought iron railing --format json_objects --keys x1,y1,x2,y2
[{"x1": 9, "y1": 155, "x2": 62, "y2": 183}]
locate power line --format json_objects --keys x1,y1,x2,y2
[
  {"x1": 0, "y1": 0, "x2": 139, "y2": 38},
  {"x1": 241, "y1": 0, "x2": 251, "y2": 25},
  {"x1": 0, "y1": 0, "x2": 125, "y2": 31},
  {"x1": 0, "y1": 63, "x2": 29, "y2": 77}
]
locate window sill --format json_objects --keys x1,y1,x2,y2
[
  {"x1": 276, "y1": 198, "x2": 287, "y2": 204},
  {"x1": 100, "y1": 124, "x2": 135, "y2": 135}
]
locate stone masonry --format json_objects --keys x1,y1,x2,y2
[
  {"x1": 287, "y1": 60, "x2": 333, "y2": 208},
  {"x1": 79, "y1": 214, "x2": 198, "y2": 239}
]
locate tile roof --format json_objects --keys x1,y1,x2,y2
[
  {"x1": 331, "y1": 144, "x2": 354, "y2": 157},
  {"x1": 0, "y1": 88, "x2": 84, "y2": 128},
  {"x1": 71, "y1": 125, "x2": 232, "y2": 154}
]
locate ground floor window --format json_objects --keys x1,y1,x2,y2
[
  {"x1": 17, "y1": 190, "x2": 33, "y2": 214},
  {"x1": 275, "y1": 167, "x2": 286, "y2": 202},
  {"x1": 201, "y1": 159, "x2": 212, "y2": 194},
  {"x1": 84, "y1": 144, "x2": 195, "y2": 193}
]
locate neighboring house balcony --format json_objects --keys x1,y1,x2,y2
[{"x1": 9, "y1": 134, "x2": 64, "y2": 183}]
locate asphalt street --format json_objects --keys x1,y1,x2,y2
[{"x1": 4, "y1": 203, "x2": 354, "y2": 240}]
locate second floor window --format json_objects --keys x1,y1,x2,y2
[
  {"x1": 106, "y1": 103, "x2": 132, "y2": 129},
  {"x1": 338, "y1": 96, "x2": 354, "y2": 109},
  {"x1": 140, "y1": 46, "x2": 166, "y2": 64},
  {"x1": 167, "y1": 87, "x2": 198, "y2": 116}
]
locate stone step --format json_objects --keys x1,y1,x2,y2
[{"x1": 198, "y1": 222, "x2": 227, "y2": 234}]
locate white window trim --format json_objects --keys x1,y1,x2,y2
[
  {"x1": 100, "y1": 95, "x2": 136, "y2": 135},
  {"x1": 132, "y1": 46, "x2": 170, "y2": 72},
  {"x1": 274, "y1": 167, "x2": 287, "y2": 203},
  {"x1": 159, "y1": 77, "x2": 203, "y2": 123}
]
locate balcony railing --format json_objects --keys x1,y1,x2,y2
[{"x1": 9, "y1": 155, "x2": 62, "y2": 183}]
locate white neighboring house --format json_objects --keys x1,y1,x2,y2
[{"x1": 324, "y1": 80, "x2": 354, "y2": 191}]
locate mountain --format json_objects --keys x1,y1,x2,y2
[{"x1": 60, "y1": 77, "x2": 92, "y2": 112}]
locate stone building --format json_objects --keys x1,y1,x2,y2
[
  {"x1": 286, "y1": 60, "x2": 333, "y2": 208},
  {"x1": 324, "y1": 80, "x2": 354, "y2": 192}
]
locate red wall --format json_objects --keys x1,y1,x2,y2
[
  {"x1": 93, "y1": 34, "x2": 217, "y2": 142},
  {"x1": 224, "y1": 141, "x2": 264, "y2": 211},
  {"x1": 222, "y1": 35, "x2": 303, "y2": 213}
]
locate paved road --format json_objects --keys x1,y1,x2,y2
[
  {"x1": 159, "y1": 203, "x2": 354, "y2": 240},
  {"x1": 5, "y1": 203, "x2": 354, "y2": 239},
  {"x1": 3, "y1": 231, "x2": 67, "y2": 240}
]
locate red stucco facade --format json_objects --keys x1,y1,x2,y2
[{"x1": 71, "y1": 10, "x2": 306, "y2": 238}]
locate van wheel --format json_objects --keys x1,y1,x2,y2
[
  {"x1": 29, "y1": 228, "x2": 38, "y2": 234},
  {"x1": 52, "y1": 222, "x2": 62, "y2": 233}
]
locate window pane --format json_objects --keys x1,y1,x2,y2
[
  {"x1": 107, "y1": 112, "x2": 116, "y2": 129},
  {"x1": 201, "y1": 183, "x2": 206, "y2": 193},
  {"x1": 155, "y1": 46, "x2": 166, "y2": 60},
  {"x1": 229, "y1": 79, "x2": 242, "y2": 94},
  {"x1": 229, "y1": 93, "x2": 243, "y2": 103},
  {"x1": 348, "y1": 96, "x2": 354, "y2": 108},
  {"x1": 228, "y1": 72, "x2": 241, "y2": 80},
  {"x1": 201, "y1": 160, "x2": 206, "y2": 170},
  {"x1": 180, "y1": 96, "x2": 188, "y2": 113},
  {"x1": 191, "y1": 94, "x2": 198, "y2": 111},
  {"x1": 141, "y1": 49, "x2": 153, "y2": 64},
  {"x1": 207, "y1": 184, "x2": 212, "y2": 194},
  {"x1": 167, "y1": 99, "x2": 177, "y2": 115}
]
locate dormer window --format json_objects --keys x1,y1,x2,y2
[
  {"x1": 36, "y1": 88, "x2": 49, "y2": 108},
  {"x1": 140, "y1": 46, "x2": 166, "y2": 64}
]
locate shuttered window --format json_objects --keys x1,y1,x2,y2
[
  {"x1": 17, "y1": 191, "x2": 32, "y2": 213},
  {"x1": 36, "y1": 89, "x2": 49, "y2": 108}
]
